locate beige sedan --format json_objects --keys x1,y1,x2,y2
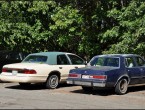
[{"x1": 0, "y1": 52, "x2": 86, "y2": 89}]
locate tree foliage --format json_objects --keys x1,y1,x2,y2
[
  {"x1": 0, "y1": 0, "x2": 145, "y2": 59},
  {"x1": 103, "y1": 0, "x2": 145, "y2": 57}
]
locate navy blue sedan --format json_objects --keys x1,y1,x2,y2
[{"x1": 67, "y1": 54, "x2": 145, "y2": 95}]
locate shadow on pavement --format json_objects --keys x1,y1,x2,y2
[
  {"x1": 127, "y1": 85, "x2": 145, "y2": 93},
  {"x1": 5, "y1": 83, "x2": 73, "y2": 90},
  {"x1": 70, "y1": 85, "x2": 145, "y2": 96},
  {"x1": 70, "y1": 87, "x2": 115, "y2": 96},
  {"x1": 5, "y1": 83, "x2": 46, "y2": 90}
]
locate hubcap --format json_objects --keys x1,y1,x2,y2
[
  {"x1": 49, "y1": 75, "x2": 58, "y2": 88},
  {"x1": 120, "y1": 79, "x2": 128, "y2": 93}
]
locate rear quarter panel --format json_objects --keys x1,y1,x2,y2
[{"x1": 105, "y1": 68, "x2": 127, "y2": 87}]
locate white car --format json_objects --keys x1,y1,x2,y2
[{"x1": 0, "y1": 52, "x2": 86, "y2": 89}]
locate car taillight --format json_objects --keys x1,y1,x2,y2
[
  {"x1": 2, "y1": 68, "x2": 7, "y2": 72},
  {"x1": 90, "y1": 75, "x2": 107, "y2": 80},
  {"x1": 24, "y1": 69, "x2": 36, "y2": 74},
  {"x1": 69, "y1": 73, "x2": 80, "y2": 78}
]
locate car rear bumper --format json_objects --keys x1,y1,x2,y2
[
  {"x1": 67, "y1": 79, "x2": 106, "y2": 87},
  {"x1": 0, "y1": 74, "x2": 46, "y2": 83}
]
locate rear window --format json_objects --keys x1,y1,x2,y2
[
  {"x1": 90, "y1": 57, "x2": 119, "y2": 67},
  {"x1": 23, "y1": 55, "x2": 47, "y2": 63}
]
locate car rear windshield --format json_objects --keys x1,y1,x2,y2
[
  {"x1": 22, "y1": 55, "x2": 47, "y2": 63},
  {"x1": 90, "y1": 57, "x2": 119, "y2": 67}
]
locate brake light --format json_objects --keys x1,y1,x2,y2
[
  {"x1": 24, "y1": 69, "x2": 36, "y2": 74},
  {"x1": 69, "y1": 73, "x2": 80, "y2": 78},
  {"x1": 2, "y1": 68, "x2": 7, "y2": 72},
  {"x1": 2, "y1": 68, "x2": 36, "y2": 74},
  {"x1": 90, "y1": 75, "x2": 107, "y2": 80}
]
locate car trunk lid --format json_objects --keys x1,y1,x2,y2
[
  {"x1": 71, "y1": 66, "x2": 118, "y2": 75},
  {"x1": 2, "y1": 63, "x2": 49, "y2": 74}
]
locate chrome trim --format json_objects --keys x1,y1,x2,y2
[
  {"x1": 93, "y1": 82, "x2": 106, "y2": 87},
  {"x1": 74, "y1": 81, "x2": 91, "y2": 86},
  {"x1": 129, "y1": 83, "x2": 145, "y2": 87},
  {"x1": 67, "y1": 80, "x2": 73, "y2": 84}
]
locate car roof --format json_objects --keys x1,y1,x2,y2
[
  {"x1": 29, "y1": 51, "x2": 71, "y2": 56},
  {"x1": 24, "y1": 51, "x2": 80, "y2": 65},
  {"x1": 96, "y1": 54, "x2": 139, "y2": 57}
]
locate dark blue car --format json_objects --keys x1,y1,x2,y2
[{"x1": 67, "y1": 54, "x2": 145, "y2": 95}]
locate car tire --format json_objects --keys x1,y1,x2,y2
[
  {"x1": 82, "y1": 86, "x2": 93, "y2": 92},
  {"x1": 19, "y1": 83, "x2": 31, "y2": 87},
  {"x1": 46, "y1": 74, "x2": 59, "y2": 89},
  {"x1": 115, "y1": 78, "x2": 128, "y2": 95}
]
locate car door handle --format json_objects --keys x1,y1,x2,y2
[
  {"x1": 59, "y1": 67, "x2": 63, "y2": 69},
  {"x1": 75, "y1": 67, "x2": 78, "y2": 69}
]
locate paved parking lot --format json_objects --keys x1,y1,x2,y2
[{"x1": 0, "y1": 82, "x2": 145, "y2": 109}]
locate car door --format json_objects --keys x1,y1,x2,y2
[
  {"x1": 56, "y1": 54, "x2": 76, "y2": 81},
  {"x1": 67, "y1": 54, "x2": 86, "y2": 68},
  {"x1": 134, "y1": 56, "x2": 145, "y2": 83},
  {"x1": 125, "y1": 57, "x2": 142, "y2": 85}
]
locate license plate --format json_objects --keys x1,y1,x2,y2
[
  {"x1": 12, "y1": 70, "x2": 18, "y2": 75},
  {"x1": 74, "y1": 81, "x2": 91, "y2": 86},
  {"x1": 82, "y1": 75, "x2": 90, "y2": 79}
]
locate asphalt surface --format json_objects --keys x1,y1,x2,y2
[{"x1": 0, "y1": 82, "x2": 145, "y2": 109}]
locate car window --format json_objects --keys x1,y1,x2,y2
[
  {"x1": 134, "y1": 57, "x2": 145, "y2": 66},
  {"x1": 23, "y1": 55, "x2": 47, "y2": 63},
  {"x1": 57, "y1": 55, "x2": 70, "y2": 65},
  {"x1": 94, "y1": 57, "x2": 104, "y2": 66},
  {"x1": 67, "y1": 54, "x2": 84, "y2": 65},
  {"x1": 90, "y1": 57, "x2": 119, "y2": 67},
  {"x1": 106, "y1": 58, "x2": 119, "y2": 67},
  {"x1": 7, "y1": 53, "x2": 20, "y2": 60},
  {"x1": 125, "y1": 57, "x2": 135, "y2": 68},
  {"x1": 21, "y1": 53, "x2": 29, "y2": 60}
]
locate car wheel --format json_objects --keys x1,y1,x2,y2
[
  {"x1": 46, "y1": 74, "x2": 59, "y2": 89},
  {"x1": 19, "y1": 83, "x2": 31, "y2": 87},
  {"x1": 115, "y1": 78, "x2": 128, "y2": 95},
  {"x1": 82, "y1": 86, "x2": 93, "y2": 92}
]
